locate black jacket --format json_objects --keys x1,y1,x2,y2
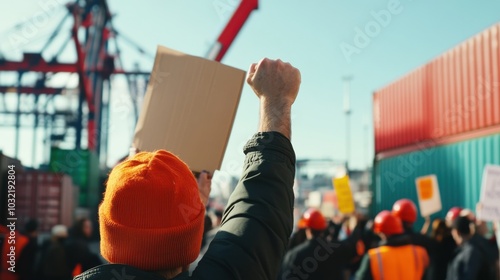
[
  {"x1": 446, "y1": 237, "x2": 495, "y2": 280},
  {"x1": 279, "y1": 235, "x2": 361, "y2": 280},
  {"x1": 75, "y1": 132, "x2": 296, "y2": 280}
]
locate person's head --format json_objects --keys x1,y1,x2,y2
[
  {"x1": 445, "y1": 207, "x2": 462, "y2": 227},
  {"x1": 71, "y1": 217, "x2": 92, "y2": 239},
  {"x1": 373, "y1": 210, "x2": 404, "y2": 241},
  {"x1": 392, "y1": 199, "x2": 417, "y2": 229},
  {"x1": 24, "y1": 218, "x2": 39, "y2": 237},
  {"x1": 451, "y1": 216, "x2": 475, "y2": 246},
  {"x1": 302, "y1": 208, "x2": 327, "y2": 239},
  {"x1": 431, "y1": 218, "x2": 449, "y2": 242},
  {"x1": 99, "y1": 150, "x2": 205, "y2": 279},
  {"x1": 51, "y1": 224, "x2": 68, "y2": 241}
]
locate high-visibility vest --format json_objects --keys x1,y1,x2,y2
[
  {"x1": 368, "y1": 244, "x2": 429, "y2": 280},
  {"x1": 0, "y1": 227, "x2": 29, "y2": 280}
]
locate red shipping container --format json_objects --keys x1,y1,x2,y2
[
  {"x1": 16, "y1": 171, "x2": 75, "y2": 232},
  {"x1": 374, "y1": 23, "x2": 500, "y2": 156}
]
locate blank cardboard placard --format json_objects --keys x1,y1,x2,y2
[
  {"x1": 133, "y1": 46, "x2": 245, "y2": 173},
  {"x1": 415, "y1": 175, "x2": 442, "y2": 217},
  {"x1": 478, "y1": 165, "x2": 500, "y2": 221},
  {"x1": 332, "y1": 176, "x2": 355, "y2": 214}
]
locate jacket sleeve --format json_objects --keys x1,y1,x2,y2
[
  {"x1": 355, "y1": 254, "x2": 373, "y2": 280},
  {"x1": 192, "y1": 132, "x2": 296, "y2": 280}
]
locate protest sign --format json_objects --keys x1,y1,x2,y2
[
  {"x1": 332, "y1": 175, "x2": 355, "y2": 214},
  {"x1": 133, "y1": 46, "x2": 245, "y2": 173},
  {"x1": 415, "y1": 175, "x2": 442, "y2": 217}
]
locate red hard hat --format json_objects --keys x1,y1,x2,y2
[
  {"x1": 392, "y1": 199, "x2": 418, "y2": 223},
  {"x1": 373, "y1": 210, "x2": 404, "y2": 236},
  {"x1": 446, "y1": 207, "x2": 463, "y2": 222},
  {"x1": 303, "y1": 208, "x2": 327, "y2": 231}
]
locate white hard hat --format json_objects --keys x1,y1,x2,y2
[{"x1": 51, "y1": 224, "x2": 68, "y2": 238}]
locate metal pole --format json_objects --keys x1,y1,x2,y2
[
  {"x1": 14, "y1": 72, "x2": 24, "y2": 159},
  {"x1": 343, "y1": 76, "x2": 352, "y2": 170}
]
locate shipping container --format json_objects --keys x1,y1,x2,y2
[
  {"x1": 371, "y1": 133, "x2": 500, "y2": 228},
  {"x1": 16, "y1": 171, "x2": 77, "y2": 232},
  {"x1": 374, "y1": 23, "x2": 500, "y2": 155},
  {"x1": 0, "y1": 153, "x2": 22, "y2": 224},
  {"x1": 49, "y1": 148, "x2": 99, "y2": 207}
]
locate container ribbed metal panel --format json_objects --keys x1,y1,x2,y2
[{"x1": 372, "y1": 133, "x2": 500, "y2": 226}]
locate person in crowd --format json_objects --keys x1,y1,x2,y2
[
  {"x1": 447, "y1": 216, "x2": 496, "y2": 280},
  {"x1": 288, "y1": 216, "x2": 308, "y2": 250},
  {"x1": 39, "y1": 225, "x2": 72, "y2": 280},
  {"x1": 355, "y1": 211, "x2": 429, "y2": 280},
  {"x1": 18, "y1": 219, "x2": 39, "y2": 280},
  {"x1": 66, "y1": 217, "x2": 102, "y2": 275},
  {"x1": 392, "y1": 199, "x2": 435, "y2": 256},
  {"x1": 460, "y1": 208, "x2": 500, "y2": 279},
  {"x1": 446, "y1": 207, "x2": 463, "y2": 228},
  {"x1": 74, "y1": 57, "x2": 301, "y2": 280},
  {"x1": 0, "y1": 223, "x2": 29, "y2": 280},
  {"x1": 279, "y1": 208, "x2": 365, "y2": 280},
  {"x1": 426, "y1": 218, "x2": 456, "y2": 280}
]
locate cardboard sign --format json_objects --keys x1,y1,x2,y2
[
  {"x1": 478, "y1": 165, "x2": 500, "y2": 221},
  {"x1": 332, "y1": 176, "x2": 355, "y2": 214},
  {"x1": 415, "y1": 175, "x2": 442, "y2": 217},
  {"x1": 133, "y1": 46, "x2": 245, "y2": 173}
]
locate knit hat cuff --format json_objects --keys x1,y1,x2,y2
[{"x1": 99, "y1": 206, "x2": 205, "y2": 271}]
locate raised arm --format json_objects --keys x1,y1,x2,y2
[{"x1": 192, "y1": 58, "x2": 301, "y2": 280}]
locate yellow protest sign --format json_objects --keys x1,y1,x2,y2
[{"x1": 333, "y1": 175, "x2": 355, "y2": 214}]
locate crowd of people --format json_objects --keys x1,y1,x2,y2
[
  {"x1": 280, "y1": 200, "x2": 499, "y2": 280},
  {"x1": 1, "y1": 58, "x2": 499, "y2": 279},
  {"x1": 0, "y1": 217, "x2": 102, "y2": 280}
]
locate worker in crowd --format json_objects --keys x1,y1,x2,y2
[
  {"x1": 447, "y1": 216, "x2": 497, "y2": 280},
  {"x1": 0, "y1": 224, "x2": 29, "y2": 280},
  {"x1": 459, "y1": 208, "x2": 500, "y2": 279},
  {"x1": 38, "y1": 225, "x2": 72, "y2": 280},
  {"x1": 18, "y1": 219, "x2": 39, "y2": 280},
  {"x1": 66, "y1": 217, "x2": 102, "y2": 276},
  {"x1": 355, "y1": 210, "x2": 429, "y2": 280},
  {"x1": 392, "y1": 199, "x2": 435, "y2": 255},
  {"x1": 446, "y1": 207, "x2": 463, "y2": 227},
  {"x1": 74, "y1": 58, "x2": 301, "y2": 280},
  {"x1": 288, "y1": 215, "x2": 308, "y2": 250},
  {"x1": 426, "y1": 218, "x2": 456, "y2": 280},
  {"x1": 279, "y1": 208, "x2": 365, "y2": 279}
]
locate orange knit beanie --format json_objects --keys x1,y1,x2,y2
[{"x1": 99, "y1": 150, "x2": 205, "y2": 271}]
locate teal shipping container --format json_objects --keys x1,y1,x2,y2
[{"x1": 372, "y1": 132, "x2": 500, "y2": 227}]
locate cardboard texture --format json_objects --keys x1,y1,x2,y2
[
  {"x1": 415, "y1": 175, "x2": 442, "y2": 217},
  {"x1": 478, "y1": 165, "x2": 500, "y2": 221},
  {"x1": 332, "y1": 176, "x2": 355, "y2": 214},
  {"x1": 133, "y1": 46, "x2": 245, "y2": 173}
]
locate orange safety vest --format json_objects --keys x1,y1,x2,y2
[
  {"x1": 0, "y1": 226, "x2": 29, "y2": 280},
  {"x1": 368, "y1": 244, "x2": 429, "y2": 280}
]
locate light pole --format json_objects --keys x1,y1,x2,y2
[{"x1": 343, "y1": 76, "x2": 352, "y2": 171}]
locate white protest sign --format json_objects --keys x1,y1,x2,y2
[
  {"x1": 478, "y1": 165, "x2": 500, "y2": 222},
  {"x1": 415, "y1": 175, "x2": 442, "y2": 217}
]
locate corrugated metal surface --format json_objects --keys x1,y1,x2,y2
[
  {"x1": 17, "y1": 171, "x2": 76, "y2": 231},
  {"x1": 372, "y1": 133, "x2": 500, "y2": 227},
  {"x1": 374, "y1": 23, "x2": 500, "y2": 154}
]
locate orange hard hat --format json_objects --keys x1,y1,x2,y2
[
  {"x1": 392, "y1": 199, "x2": 417, "y2": 223},
  {"x1": 373, "y1": 210, "x2": 404, "y2": 236},
  {"x1": 303, "y1": 208, "x2": 327, "y2": 231},
  {"x1": 446, "y1": 207, "x2": 463, "y2": 223}
]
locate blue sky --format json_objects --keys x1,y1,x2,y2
[{"x1": 1, "y1": 0, "x2": 500, "y2": 179}]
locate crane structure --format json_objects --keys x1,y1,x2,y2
[{"x1": 0, "y1": 0, "x2": 258, "y2": 170}]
